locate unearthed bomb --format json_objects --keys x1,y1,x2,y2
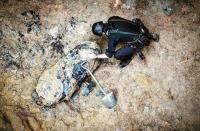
[{"x1": 35, "y1": 41, "x2": 101, "y2": 106}]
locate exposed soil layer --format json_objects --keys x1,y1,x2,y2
[{"x1": 0, "y1": 0, "x2": 200, "y2": 130}]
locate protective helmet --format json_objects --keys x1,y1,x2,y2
[{"x1": 92, "y1": 21, "x2": 104, "y2": 36}]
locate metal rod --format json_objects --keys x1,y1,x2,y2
[{"x1": 81, "y1": 65, "x2": 107, "y2": 95}]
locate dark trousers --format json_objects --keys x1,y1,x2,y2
[{"x1": 114, "y1": 46, "x2": 137, "y2": 61}]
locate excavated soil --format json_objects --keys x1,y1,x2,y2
[{"x1": 0, "y1": 0, "x2": 200, "y2": 131}]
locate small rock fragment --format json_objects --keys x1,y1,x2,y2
[
  {"x1": 70, "y1": 17, "x2": 79, "y2": 29},
  {"x1": 62, "y1": 79, "x2": 71, "y2": 95},
  {"x1": 122, "y1": 0, "x2": 137, "y2": 10},
  {"x1": 80, "y1": 82, "x2": 93, "y2": 96},
  {"x1": 163, "y1": 6, "x2": 173, "y2": 16},
  {"x1": 21, "y1": 10, "x2": 41, "y2": 34},
  {"x1": 0, "y1": 30, "x2": 3, "y2": 40},
  {"x1": 31, "y1": 90, "x2": 39, "y2": 102}
]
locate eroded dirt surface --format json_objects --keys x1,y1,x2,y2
[{"x1": 0, "y1": 0, "x2": 200, "y2": 131}]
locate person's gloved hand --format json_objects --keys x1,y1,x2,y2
[{"x1": 88, "y1": 53, "x2": 97, "y2": 59}]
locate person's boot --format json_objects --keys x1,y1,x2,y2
[
  {"x1": 138, "y1": 51, "x2": 145, "y2": 60},
  {"x1": 149, "y1": 33, "x2": 159, "y2": 42},
  {"x1": 137, "y1": 51, "x2": 147, "y2": 65},
  {"x1": 118, "y1": 59, "x2": 132, "y2": 68}
]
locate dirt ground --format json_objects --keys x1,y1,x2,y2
[{"x1": 0, "y1": 0, "x2": 200, "y2": 131}]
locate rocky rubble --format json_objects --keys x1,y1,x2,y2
[{"x1": 0, "y1": 0, "x2": 200, "y2": 131}]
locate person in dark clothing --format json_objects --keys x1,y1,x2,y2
[{"x1": 90, "y1": 16, "x2": 159, "y2": 68}]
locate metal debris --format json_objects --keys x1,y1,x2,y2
[{"x1": 72, "y1": 61, "x2": 87, "y2": 85}]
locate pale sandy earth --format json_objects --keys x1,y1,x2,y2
[{"x1": 0, "y1": 0, "x2": 200, "y2": 131}]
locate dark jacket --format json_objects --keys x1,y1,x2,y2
[{"x1": 104, "y1": 16, "x2": 149, "y2": 58}]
